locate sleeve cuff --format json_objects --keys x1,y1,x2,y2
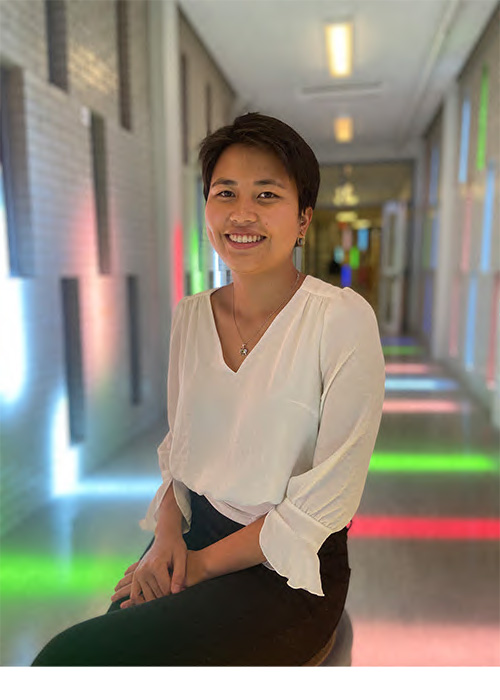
[
  {"x1": 259, "y1": 497, "x2": 333, "y2": 597},
  {"x1": 139, "y1": 479, "x2": 192, "y2": 535}
]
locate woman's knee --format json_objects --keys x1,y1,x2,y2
[{"x1": 32, "y1": 626, "x2": 81, "y2": 666}]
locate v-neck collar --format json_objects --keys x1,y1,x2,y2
[{"x1": 207, "y1": 275, "x2": 310, "y2": 376}]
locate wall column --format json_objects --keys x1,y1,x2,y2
[
  {"x1": 432, "y1": 81, "x2": 459, "y2": 358},
  {"x1": 408, "y1": 138, "x2": 426, "y2": 333},
  {"x1": 149, "y1": 0, "x2": 184, "y2": 382}
]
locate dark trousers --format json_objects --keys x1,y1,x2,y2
[{"x1": 32, "y1": 491, "x2": 350, "y2": 666}]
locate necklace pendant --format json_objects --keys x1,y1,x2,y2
[{"x1": 240, "y1": 344, "x2": 249, "y2": 357}]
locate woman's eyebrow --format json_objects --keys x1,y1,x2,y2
[
  {"x1": 211, "y1": 177, "x2": 286, "y2": 189},
  {"x1": 211, "y1": 178, "x2": 237, "y2": 188},
  {"x1": 254, "y1": 178, "x2": 286, "y2": 189}
]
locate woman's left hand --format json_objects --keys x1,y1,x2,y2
[{"x1": 115, "y1": 550, "x2": 207, "y2": 608}]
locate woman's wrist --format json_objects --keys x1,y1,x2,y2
[{"x1": 154, "y1": 482, "x2": 184, "y2": 539}]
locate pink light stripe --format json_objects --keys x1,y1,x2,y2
[
  {"x1": 460, "y1": 188, "x2": 472, "y2": 272},
  {"x1": 351, "y1": 516, "x2": 500, "y2": 539},
  {"x1": 352, "y1": 621, "x2": 500, "y2": 666},
  {"x1": 384, "y1": 363, "x2": 436, "y2": 375},
  {"x1": 487, "y1": 273, "x2": 500, "y2": 388},
  {"x1": 383, "y1": 399, "x2": 469, "y2": 413},
  {"x1": 449, "y1": 275, "x2": 460, "y2": 357}
]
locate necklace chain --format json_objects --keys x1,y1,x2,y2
[{"x1": 232, "y1": 270, "x2": 301, "y2": 358}]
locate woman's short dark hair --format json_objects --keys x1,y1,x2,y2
[{"x1": 198, "y1": 112, "x2": 320, "y2": 216}]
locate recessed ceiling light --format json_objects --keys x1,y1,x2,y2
[
  {"x1": 325, "y1": 22, "x2": 353, "y2": 77},
  {"x1": 334, "y1": 116, "x2": 353, "y2": 142}
]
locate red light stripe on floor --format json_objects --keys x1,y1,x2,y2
[{"x1": 350, "y1": 516, "x2": 500, "y2": 539}]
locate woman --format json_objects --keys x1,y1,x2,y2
[{"x1": 32, "y1": 113, "x2": 385, "y2": 666}]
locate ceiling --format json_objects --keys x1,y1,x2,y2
[{"x1": 178, "y1": 0, "x2": 498, "y2": 164}]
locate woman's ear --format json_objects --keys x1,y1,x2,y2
[{"x1": 299, "y1": 207, "x2": 313, "y2": 232}]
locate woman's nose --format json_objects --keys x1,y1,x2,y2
[{"x1": 229, "y1": 201, "x2": 257, "y2": 224}]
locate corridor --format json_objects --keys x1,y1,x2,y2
[{"x1": 1, "y1": 335, "x2": 498, "y2": 666}]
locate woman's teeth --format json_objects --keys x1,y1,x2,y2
[{"x1": 228, "y1": 235, "x2": 264, "y2": 243}]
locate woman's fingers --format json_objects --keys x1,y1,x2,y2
[
  {"x1": 111, "y1": 583, "x2": 132, "y2": 602},
  {"x1": 138, "y1": 580, "x2": 156, "y2": 603},
  {"x1": 114, "y1": 572, "x2": 133, "y2": 592},
  {"x1": 170, "y1": 547, "x2": 187, "y2": 594},
  {"x1": 124, "y1": 561, "x2": 139, "y2": 575}
]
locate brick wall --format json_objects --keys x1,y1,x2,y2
[{"x1": 0, "y1": 0, "x2": 162, "y2": 535}]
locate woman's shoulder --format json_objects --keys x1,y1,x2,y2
[{"x1": 303, "y1": 276, "x2": 375, "y2": 317}]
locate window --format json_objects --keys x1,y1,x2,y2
[
  {"x1": 61, "y1": 278, "x2": 85, "y2": 443},
  {"x1": 90, "y1": 113, "x2": 111, "y2": 273},
  {"x1": 45, "y1": 0, "x2": 68, "y2": 91},
  {"x1": 116, "y1": 0, "x2": 132, "y2": 130}
]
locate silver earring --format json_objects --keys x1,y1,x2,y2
[{"x1": 296, "y1": 236, "x2": 305, "y2": 247}]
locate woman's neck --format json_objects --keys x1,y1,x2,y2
[{"x1": 230, "y1": 268, "x2": 305, "y2": 323}]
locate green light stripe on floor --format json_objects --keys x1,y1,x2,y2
[
  {"x1": 0, "y1": 555, "x2": 131, "y2": 598},
  {"x1": 383, "y1": 346, "x2": 424, "y2": 356}
]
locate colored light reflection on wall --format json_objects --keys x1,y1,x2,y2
[
  {"x1": 0, "y1": 164, "x2": 10, "y2": 277},
  {"x1": 357, "y1": 228, "x2": 369, "y2": 251},
  {"x1": 385, "y1": 377, "x2": 458, "y2": 392},
  {"x1": 334, "y1": 245, "x2": 344, "y2": 264},
  {"x1": 429, "y1": 146, "x2": 440, "y2": 206},
  {"x1": 341, "y1": 227, "x2": 353, "y2": 249},
  {"x1": 341, "y1": 264, "x2": 352, "y2": 287},
  {"x1": 449, "y1": 275, "x2": 460, "y2": 357},
  {"x1": 423, "y1": 273, "x2": 433, "y2": 336},
  {"x1": 350, "y1": 516, "x2": 500, "y2": 540},
  {"x1": 51, "y1": 394, "x2": 80, "y2": 497},
  {"x1": 383, "y1": 399, "x2": 470, "y2": 414},
  {"x1": 422, "y1": 214, "x2": 432, "y2": 267},
  {"x1": 460, "y1": 188, "x2": 473, "y2": 272},
  {"x1": 487, "y1": 274, "x2": 500, "y2": 388},
  {"x1": 349, "y1": 246, "x2": 360, "y2": 270},
  {"x1": 0, "y1": 168, "x2": 27, "y2": 403},
  {"x1": 430, "y1": 212, "x2": 439, "y2": 269},
  {"x1": 189, "y1": 225, "x2": 204, "y2": 294},
  {"x1": 212, "y1": 249, "x2": 224, "y2": 288},
  {"x1": 480, "y1": 164, "x2": 496, "y2": 271},
  {"x1": 458, "y1": 97, "x2": 471, "y2": 184},
  {"x1": 0, "y1": 279, "x2": 27, "y2": 403},
  {"x1": 370, "y1": 452, "x2": 496, "y2": 473},
  {"x1": 173, "y1": 220, "x2": 185, "y2": 305},
  {"x1": 476, "y1": 65, "x2": 489, "y2": 171},
  {"x1": 465, "y1": 275, "x2": 477, "y2": 370}
]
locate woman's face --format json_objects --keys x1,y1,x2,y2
[{"x1": 205, "y1": 144, "x2": 311, "y2": 276}]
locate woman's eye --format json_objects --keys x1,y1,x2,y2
[
  {"x1": 258, "y1": 191, "x2": 278, "y2": 199},
  {"x1": 216, "y1": 190, "x2": 234, "y2": 198}
]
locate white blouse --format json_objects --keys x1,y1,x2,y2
[{"x1": 140, "y1": 275, "x2": 385, "y2": 596}]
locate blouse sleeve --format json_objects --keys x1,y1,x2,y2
[
  {"x1": 259, "y1": 290, "x2": 385, "y2": 596},
  {"x1": 139, "y1": 298, "x2": 192, "y2": 535}
]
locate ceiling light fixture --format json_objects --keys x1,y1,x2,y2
[
  {"x1": 334, "y1": 116, "x2": 353, "y2": 143},
  {"x1": 325, "y1": 22, "x2": 353, "y2": 77}
]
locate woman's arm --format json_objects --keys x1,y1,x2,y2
[
  {"x1": 195, "y1": 515, "x2": 268, "y2": 583},
  {"x1": 112, "y1": 482, "x2": 188, "y2": 606}
]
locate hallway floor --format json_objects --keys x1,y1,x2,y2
[{"x1": 1, "y1": 337, "x2": 499, "y2": 666}]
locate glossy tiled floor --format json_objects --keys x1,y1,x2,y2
[{"x1": 1, "y1": 338, "x2": 499, "y2": 666}]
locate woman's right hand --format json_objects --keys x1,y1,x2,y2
[{"x1": 111, "y1": 534, "x2": 188, "y2": 608}]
